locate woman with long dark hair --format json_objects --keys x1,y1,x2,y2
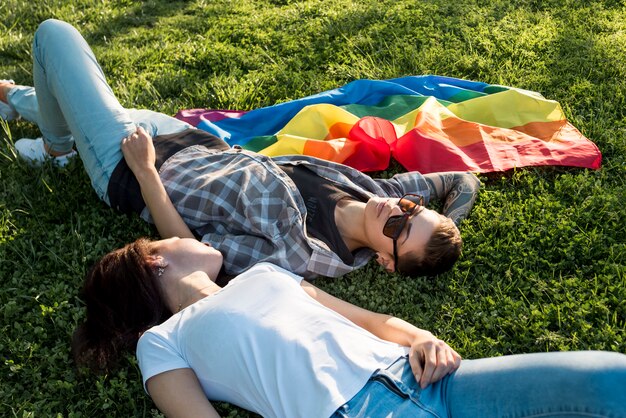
[{"x1": 73, "y1": 236, "x2": 626, "y2": 418}]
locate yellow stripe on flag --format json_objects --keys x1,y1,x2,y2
[
  {"x1": 447, "y1": 89, "x2": 565, "y2": 128},
  {"x1": 278, "y1": 104, "x2": 360, "y2": 139}
]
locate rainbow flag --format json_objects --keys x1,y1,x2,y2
[{"x1": 175, "y1": 75, "x2": 601, "y2": 173}]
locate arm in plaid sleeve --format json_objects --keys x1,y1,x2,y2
[
  {"x1": 201, "y1": 229, "x2": 312, "y2": 277},
  {"x1": 423, "y1": 172, "x2": 481, "y2": 225}
]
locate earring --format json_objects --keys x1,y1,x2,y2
[{"x1": 157, "y1": 266, "x2": 165, "y2": 277}]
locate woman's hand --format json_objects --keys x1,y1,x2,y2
[
  {"x1": 121, "y1": 126, "x2": 156, "y2": 176},
  {"x1": 408, "y1": 329, "x2": 461, "y2": 388},
  {"x1": 120, "y1": 125, "x2": 195, "y2": 240}
]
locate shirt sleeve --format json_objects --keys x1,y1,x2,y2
[
  {"x1": 373, "y1": 171, "x2": 431, "y2": 204},
  {"x1": 136, "y1": 330, "x2": 190, "y2": 394},
  {"x1": 422, "y1": 172, "x2": 480, "y2": 225},
  {"x1": 202, "y1": 224, "x2": 312, "y2": 278}
]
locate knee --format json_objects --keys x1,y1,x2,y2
[
  {"x1": 34, "y1": 19, "x2": 77, "y2": 46},
  {"x1": 36, "y1": 19, "x2": 67, "y2": 36}
]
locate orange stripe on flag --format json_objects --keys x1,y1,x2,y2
[{"x1": 302, "y1": 138, "x2": 357, "y2": 163}]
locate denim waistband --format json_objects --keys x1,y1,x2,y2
[
  {"x1": 331, "y1": 355, "x2": 445, "y2": 418},
  {"x1": 373, "y1": 355, "x2": 422, "y2": 401}
]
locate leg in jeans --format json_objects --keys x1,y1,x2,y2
[
  {"x1": 7, "y1": 87, "x2": 191, "y2": 151},
  {"x1": 334, "y1": 351, "x2": 626, "y2": 417},
  {"x1": 446, "y1": 351, "x2": 626, "y2": 417},
  {"x1": 21, "y1": 19, "x2": 189, "y2": 204}
]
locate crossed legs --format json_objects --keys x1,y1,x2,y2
[{"x1": 1, "y1": 19, "x2": 190, "y2": 205}]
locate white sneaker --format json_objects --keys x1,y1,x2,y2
[
  {"x1": 15, "y1": 137, "x2": 77, "y2": 167},
  {"x1": 0, "y1": 79, "x2": 19, "y2": 121}
]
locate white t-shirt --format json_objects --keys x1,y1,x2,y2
[{"x1": 137, "y1": 263, "x2": 407, "y2": 418}]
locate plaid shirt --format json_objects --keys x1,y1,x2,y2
[{"x1": 141, "y1": 146, "x2": 430, "y2": 278}]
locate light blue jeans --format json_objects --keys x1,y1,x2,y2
[
  {"x1": 333, "y1": 351, "x2": 626, "y2": 417},
  {"x1": 7, "y1": 19, "x2": 190, "y2": 204}
]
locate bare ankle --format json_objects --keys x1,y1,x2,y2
[
  {"x1": 43, "y1": 141, "x2": 74, "y2": 157},
  {"x1": 0, "y1": 81, "x2": 16, "y2": 103}
]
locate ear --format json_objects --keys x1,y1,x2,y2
[
  {"x1": 374, "y1": 253, "x2": 395, "y2": 273},
  {"x1": 146, "y1": 254, "x2": 168, "y2": 269}
]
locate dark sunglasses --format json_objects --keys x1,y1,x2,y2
[{"x1": 382, "y1": 194, "x2": 424, "y2": 271}]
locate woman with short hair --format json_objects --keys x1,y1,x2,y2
[{"x1": 1, "y1": 19, "x2": 480, "y2": 280}]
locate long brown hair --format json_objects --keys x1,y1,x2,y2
[{"x1": 72, "y1": 238, "x2": 171, "y2": 371}]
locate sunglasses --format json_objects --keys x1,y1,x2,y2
[{"x1": 382, "y1": 194, "x2": 425, "y2": 271}]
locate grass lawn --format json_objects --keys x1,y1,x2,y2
[{"x1": 1, "y1": 0, "x2": 625, "y2": 416}]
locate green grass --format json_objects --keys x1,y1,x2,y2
[{"x1": 1, "y1": 0, "x2": 625, "y2": 416}]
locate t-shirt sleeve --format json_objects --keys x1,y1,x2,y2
[{"x1": 136, "y1": 330, "x2": 190, "y2": 394}]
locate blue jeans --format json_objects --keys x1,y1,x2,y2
[
  {"x1": 332, "y1": 351, "x2": 626, "y2": 418},
  {"x1": 7, "y1": 19, "x2": 190, "y2": 204}
]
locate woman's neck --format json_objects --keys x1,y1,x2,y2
[
  {"x1": 172, "y1": 272, "x2": 221, "y2": 312},
  {"x1": 334, "y1": 199, "x2": 368, "y2": 251}
]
